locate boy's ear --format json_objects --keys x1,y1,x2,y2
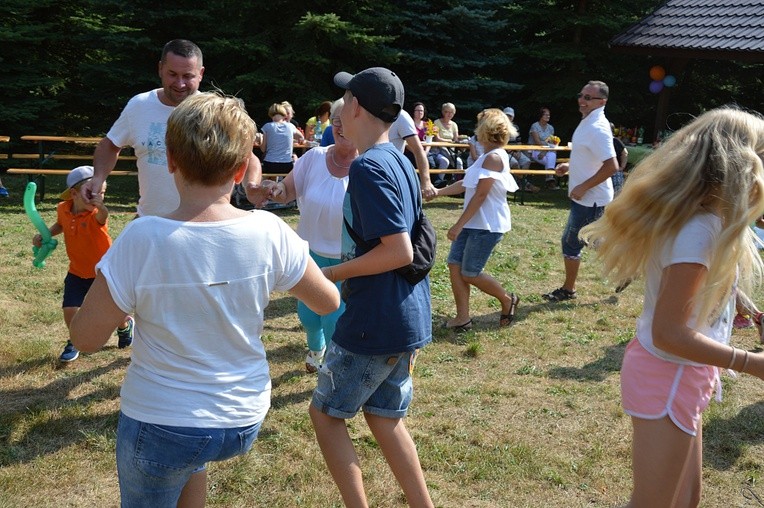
[{"x1": 233, "y1": 161, "x2": 247, "y2": 184}]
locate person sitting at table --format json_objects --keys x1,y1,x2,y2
[
  {"x1": 503, "y1": 107, "x2": 532, "y2": 169},
  {"x1": 529, "y1": 107, "x2": 558, "y2": 190},
  {"x1": 433, "y1": 102, "x2": 461, "y2": 186},
  {"x1": 305, "y1": 101, "x2": 331, "y2": 142},
  {"x1": 260, "y1": 102, "x2": 305, "y2": 175}
]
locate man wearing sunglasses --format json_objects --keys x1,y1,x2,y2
[{"x1": 542, "y1": 80, "x2": 618, "y2": 302}]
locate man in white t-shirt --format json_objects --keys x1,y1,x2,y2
[
  {"x1": 542, "y1": 80, "x2": 618, "y2": 302},
  {"x1": 389, "y1": 109, "x2": 437, "y2": 199},
  {"x1": 81, "y1": 39, "x2": 263, "y2": 216}
]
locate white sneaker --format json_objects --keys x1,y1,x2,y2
[{"x1": 305, "y1": 348, "x2": 326, "y2": 373}]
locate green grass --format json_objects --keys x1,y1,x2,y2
[{"x1": 1, "y1": 172, "x2": 764, "y2": 507}]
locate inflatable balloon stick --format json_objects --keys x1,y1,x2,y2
[{"x1": 23, "y1": 182, "x2": 58, "y2": 268}]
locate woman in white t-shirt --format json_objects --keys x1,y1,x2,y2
[
  {"x1": 431, "y1": 109, "x2": 520, "y2": 331},
  {"x1": 70, "y1": 93, "x2": 339, "y2": 507},
  {"x1": 581, "y1": 107, "x2": 764, "y2": 507},
  {"x1": 265, "y1": 98, "x2": 357, "y2": 373}
]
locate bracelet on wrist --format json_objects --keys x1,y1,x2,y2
[{"x1": 728, "y1": 347, "x2": 738, "y2": 370}]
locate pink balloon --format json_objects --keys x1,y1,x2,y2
[{"x1": 649, "y1": 80, "x2": 664, "y2": 94}]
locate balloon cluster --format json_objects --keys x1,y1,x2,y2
[
  {"x1": 23, "y1": 182, "x2": 58, "y2": 268},
  {"x1": 648, "y1": 66, "x2": 677, "y2": 94}
]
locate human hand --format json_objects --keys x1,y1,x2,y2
[
  {"x1": 554, "y1": 163, "x2": 569, "y2": 176},
  {"x1": 80, "y1": 177, "x2": 105, "y2": 204},
  {"x1": 32, "y1": 233, "x2": 42, "y2": 248},
  {"x1": 245, "y1": 182, "x2": 272, "y2": 208},
  {"x1": 422, "y1": 181, "x2": 437, "y2": 201},
  {"x1": 570, "y1": 184, "x2": 587, "y2": 201},
  {"x1": 321, "y1": 265, "x2": 335, "y2": 282},
  {"x1": 447, "y1": 224, "x2": 462, "y2": 241}
]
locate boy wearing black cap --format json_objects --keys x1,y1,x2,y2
[
  {"x1": 32, "y1": 166, "x2": 134, "y2": 362},
  {"x1": 309, "y1": 67, "x2": 434, "y2": 508}
]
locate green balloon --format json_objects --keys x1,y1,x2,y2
[{"x1": 23, "y1": 182, "x2": 58, "y2": 268}]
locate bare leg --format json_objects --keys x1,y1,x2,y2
[
  {"x1": 672, "y1": 423, "x2": 703, "y2": 508},
  {"x1": 364, "y1": 413, "x2": 433, "y2": 508},
  {"x1": 462, "y1": 273, "x2": 513, "y2": 315},
  {"x1": 626, "y1": 416, "x2": 697, "y2": 508},
  {"x1": 63, "y1": 307, "x2": 78, "y2": 329},
  {"x1": 446, "y1": 263, "x2": 471, "y2": 327},
  {"x1": 562, "y1": 257, "x2": 580, "y2": 292},
  {"x1": 177, "y1": 470, "x2": 207, "y2": 508},
  {"x1": 309, "y1": 404, "x2": 369, "y2": 508}
]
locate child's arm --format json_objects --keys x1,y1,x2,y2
[
  {"x1": 653, "y1": 263, "x2": 764, "y2": 379},
  {"x1": 90, "y1": 192, "x2": 109, "y2": 225},
  {"x1": 323, "y1": 232, "x2": 413, "y2": 282},
  {"x1": 33, "y1": 223, "x2": 62, "y2": 248}
]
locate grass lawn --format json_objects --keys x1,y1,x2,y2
[{"x1": 1, "y1": 172, "x2": 764, "y2": 507}]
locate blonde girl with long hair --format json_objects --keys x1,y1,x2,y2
[{"x1": 581, "y1": 107, "x2": 764, "y2": 507}]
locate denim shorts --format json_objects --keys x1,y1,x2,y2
[
  {"x1": 62, "y1": 272, "x2": 94, "y2": 308},
  {"x1": 116, "y1": 412, "x2": 263, "y2": 507},
  {"x1": 562, "y1": 201, "x2": 605, "y2": 259},
  {"x1": 311, "y1": 341, "x2": 418, "y2": 419},
  {"x1": 447, "y1": 228, "x2": 504, "y2": 277}
]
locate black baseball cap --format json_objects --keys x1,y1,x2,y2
[{"x1": 333, "y1": 67, "x2": 404, "y2": 123}]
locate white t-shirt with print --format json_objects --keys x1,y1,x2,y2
[{"x1": 107, "y1": 89, "x2": 177, "y2": 217}]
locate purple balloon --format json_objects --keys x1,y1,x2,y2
[
  {"x1": 663, "y1": 75, "x2": 677, "y2": 87},
  {"x1": 649, "y1": 80, "x2": 664, "y2": 94}
]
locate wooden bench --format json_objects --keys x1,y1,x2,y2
[{"x1": 8, "y1": 135, "x2": 138, "y2": 199}]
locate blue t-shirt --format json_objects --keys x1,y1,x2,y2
[{"x1": 333, "y1": 143, "x2": 432, "y2": 355}]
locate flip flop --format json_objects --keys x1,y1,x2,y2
[
  {"x1": 500, "y1": 293, "x2": 520, "y2": 327},
  {"x1": 445, "y1": 319, "x2": 473, "y2": 333}
]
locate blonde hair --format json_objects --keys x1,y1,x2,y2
[
  {"x1": 581, "y1": 107, "x2": 764, "y2": 322},
  {"x1": 475, "y1": 108, "x2": 516, "y2": 146},
  {"x1": 268, "y1": 102, "x2": 288, "y2": 118},
  {"x1": 442, "y1": 102, "x2": 456, "y2": 114},
  {"x1": 166, "y1": 92, "x2": 256, "y2": 186}
]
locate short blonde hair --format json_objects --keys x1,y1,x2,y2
[
  {"x1": 166, "y1": 92, "x2": 256, "y2": 186},
  {"x1": 442, "y1": 102, "x2": 456, "y2": 114},
  {"x1": 268, "y1": 102, "x2": 288, "y2": 118},
  {"x1": 475, "y1": 108, "x2": 516, "y2": 146}
]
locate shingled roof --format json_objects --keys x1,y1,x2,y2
[{"x1": 610, "y1": 0, "x2": 764, "y2": 62}]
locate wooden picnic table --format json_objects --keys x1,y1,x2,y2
[{"x1": 422, "y1": 141, "x2": 571, "y2": 152}]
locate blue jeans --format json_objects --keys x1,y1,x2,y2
[
  {"x1": 116, "y1": 412, "x2": 262, "y2": 507},
  {"x1": 447, "y1": 228, "x2": 504, "y2": 277},
  {"x1": 311, "y1": 342, "x2": 418, "y2": 419},
  {"x1": 562, "y1": 201, "x2": 605, "y2": 259},
  {"x1": 297, "y1": 250, "x2": 345, "y2": 352}
]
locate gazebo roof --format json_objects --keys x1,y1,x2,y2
[{"x1": 610, "y1": 0, "x2": 764, "y2": 62}]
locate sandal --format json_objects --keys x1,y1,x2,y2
[
  {"x1": 445, "y1": 319, "x2": 473, "y2": 333},
  {"x1": 542, "y1": 287, "x2": 576, "y2": 302},
  {"x1": 500, "y1": 293, "x2": 520, "y2": 327}
]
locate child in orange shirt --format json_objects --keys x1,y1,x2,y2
[{"x1": 32, "y1": 166, "x2": 133, "y2": 362}]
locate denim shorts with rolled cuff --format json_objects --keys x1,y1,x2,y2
[
  {"x1": 561, "y1": 200, "x2": 605, "y2": 259},
  {"x1": 447, "y1": 228, "x2": 504, "y2": 278},
  {"x1": 311, "y1": 341, "x2": 418, "y2": 419},
  {"x1": 116, "y1": 412, "x2": 263, "y2": 507},
  {"x1": 62, "y1": 272, "x2": 95, "y2": 308}
]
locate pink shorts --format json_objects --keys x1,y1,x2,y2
[{"x1": 621, "y1": 338, "x2": 717, "y2": 436}]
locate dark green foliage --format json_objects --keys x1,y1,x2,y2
[{"x1": 0, "y1": 0, "x2": 761, "y2": 142}]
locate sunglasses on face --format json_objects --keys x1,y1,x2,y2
[{"x1": 577, "y1": 93, "x2": 605, "y2": 101}]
